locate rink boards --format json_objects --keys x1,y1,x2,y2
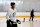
[{"x1": 0, "y1": 12, "x2": 40, "y2": 18}]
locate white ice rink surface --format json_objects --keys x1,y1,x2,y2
[{"x1": 0, "y1": 18, "x2": 40, "y2": 27}]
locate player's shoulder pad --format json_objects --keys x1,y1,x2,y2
[{"x1": 7, "y1": 8, "x2": 10, "y2": 12}]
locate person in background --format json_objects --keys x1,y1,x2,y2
[{"x1": 29, "y1": 9, "x2": 34, "y2": 21}]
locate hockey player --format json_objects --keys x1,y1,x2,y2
[
  {"x1": 6, "y1": 2, "x2": 21, "y2": 27},
  {"x1": 29, "y1": 9, "x2": 34, "y2": 21}
]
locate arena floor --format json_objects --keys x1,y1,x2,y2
[{"x1": 0, "y1": 18, "x2": 40, "y2": 27}]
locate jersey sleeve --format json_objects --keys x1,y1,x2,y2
[{"x1": 6, "y1": 9, "x2": 10, "y2": 20}]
